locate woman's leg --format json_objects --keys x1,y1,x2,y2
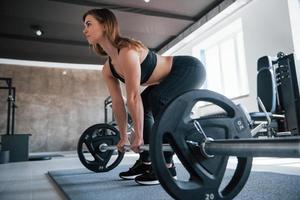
[
  {"x1": 134, "y1": 56, "x2": 206, "y2": 185},
  {"x1": 139, "y1": 85, "x2": 157, "y2": 162},
  {"x1": 119, "y1": 86, "x2": 155, "y2": 180},
  {"x1": 150, "y1": 56, "x2": 206, "y2": 164}
]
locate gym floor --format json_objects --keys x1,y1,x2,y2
[{"x1": 0, "y1": 152, "x2": 299, "y2": 200}]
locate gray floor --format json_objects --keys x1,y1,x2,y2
[{"x1": 0, "y1": 152, "x2": 300, "y2": 200}]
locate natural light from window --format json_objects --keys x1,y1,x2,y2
[{"x1": 193, "y1": 18, "x2": 249, "y2": 99}]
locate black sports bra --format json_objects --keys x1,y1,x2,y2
[{"x1": 108, "y1": 49, "x2": 157, "y2": 84}]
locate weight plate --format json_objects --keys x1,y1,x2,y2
[
  {"x1": 77, "y1": 123, "x2": 125, "y2": 172},
  {"x1": 150, "y1": 89, "x2": 253, "y2": 200}
]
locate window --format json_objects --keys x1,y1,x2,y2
[{"x1": 193, "y1": 19, "x2": 249, "y2": 99}]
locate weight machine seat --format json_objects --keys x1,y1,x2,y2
[
  {"x1": 249, "y1": 56, "x2": 278, "y2": 120},
  {"x1": 249, "y1": 56, "x2": 285, "y2": 136}
]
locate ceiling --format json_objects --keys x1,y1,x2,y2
[{"x1": 0, "y1": 0, "x2": 225, "y2": 65}]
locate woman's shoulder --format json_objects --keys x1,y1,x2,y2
[
  {"x1": 118, "y1": 47, "x2": 140, "y2": 59},
  {"x1": 119, "y1": 46, "x2": 147, "y2": 57}
]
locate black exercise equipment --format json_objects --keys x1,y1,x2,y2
[
  {"x1": 276, "y1": 53, "x2": 300, "y2": 135},
  {"x1": 77, "y1": 123, "x2": 174, "y2": 172},
  {"x1": 0, "y1": 77, "x2": 31, "y2": 163},
  {"x1": 150, "y1": 89, "x2": 253, "y2": 200},
  {"x1": 250, "y1": 52, "x2": 300, "y2": 137},
  {"x1": 0, "y1": 77, "x2": 54, "y2": 162},
  {"x1": 77, "y1": 89, "x2": 300, "y2": 199},
  {"x1": 77, "y1": 54, "x2": 300, "y2": 199},
  {"x1": 77, "y1": 90, "x2": 299, "y2": 199},
  {"x1": 149, "y1": 89, "x2": 300, "y2": 200},
  {"x1": 77, "y1": 118, "x2": 300, "y2": 171},
  {"x1": 77, "y1": 123, "x2": 125, "y2": 172},
  {"x1": 0, "y1": 77, "x2": 17, "y2": 135},
  {"x1": 249, "y1": 55, "x2": 285, "y2": 137}
]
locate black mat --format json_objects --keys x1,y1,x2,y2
[{"x1": 48, "y1": 165, "x2": 300, "y2": 200}]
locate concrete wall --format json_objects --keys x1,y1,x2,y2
[
  {"x1": 165, "y1": 0, "x2": 294, "y2": 114},
  {"x1": 0, "y1": 65, "x2": 109, "y2": 152}
]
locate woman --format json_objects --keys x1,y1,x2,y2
[{"x1": 82, "y1": 8, "x2": 206, "y2": 185}]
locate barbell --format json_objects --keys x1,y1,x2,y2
[
  {"x1": 98, "y1": 137, "x2": 300, "y2": 158},
  {"x1": 77, "y1": 89, "x2": 300, "y2": 200},
  {"x1": 149, "y1": 89, "x2": 300, "y2": 200}
]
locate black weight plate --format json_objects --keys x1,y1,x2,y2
[
  {"x1": 77, "y1": 123, "x2": 125, "y2": 172},
  {"x1": 150, "y1": 89, "x2": 253, "y2": 200}
]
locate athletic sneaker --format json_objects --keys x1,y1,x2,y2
[
  {"x1": 119, "y1": 159, "x2": 151, "y2": 180},
  {"x1": 135, "y1": 164, "x2": 177, "y2": 185}
]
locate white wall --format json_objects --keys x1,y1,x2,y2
[
  {"x1": 167, "y1": 0, "x2": 295, "y2": 113},
  {"x1": 287, "y1": 0, "x2": 300, "y2": 96},
  {"x1": 288, "y1": 0, "x2": 300, "y2": 60},
  {"x1": 240, "y1": 0, "x2": 293, "y2": 111}
]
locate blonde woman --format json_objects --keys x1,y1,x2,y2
[{"x1": 82, "y1": 8, "x2": 206, "y2": 185}]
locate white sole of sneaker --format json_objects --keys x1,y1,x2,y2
[
  {"x1": 135, "y1": 180, "x2": 160, "y2": 185},
  {"x1": 135, "y1": 176, "x2": 177, "y2": 185},
  {"x1": 119, "y1": 174, "x2": 142, "y2": 180}
]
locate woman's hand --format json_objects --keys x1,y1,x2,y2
[
  {"x1": 131, "y1": 136, "x2": 144, "y2": 153},
  {"x1": 117, "y1": 137, "x2": 128, "y2": 152}
]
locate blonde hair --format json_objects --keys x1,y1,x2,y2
[{"x1": 83, "y1": 9, "x2": 145, "y2": 56}]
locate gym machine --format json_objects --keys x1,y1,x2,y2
[
  {"x1": 276, "y1": 53, "x2": 300, "y2": 135},
  {"x1": 0, "y1": 77, "x2": 31, "y2": 162},
  {"x1": 0, "y1": 77, "x2": 17, "y2": 135},
  {"x1": 250, "y1": 52, "x2": 300, "y2": 137}
]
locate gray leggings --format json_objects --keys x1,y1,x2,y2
[{"x1": 140, "y1": 56, "x2": 206, "y2": 163}]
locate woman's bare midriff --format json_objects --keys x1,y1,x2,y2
[{"x1": 142, "y1": 54, "x2": 173, "y2": 86}]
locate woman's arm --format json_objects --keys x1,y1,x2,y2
[
  {"x1": 102, "y1": 62, "x2": 128, "y2": 142},
  {"x1": 119, "y1": 48, "x2": 144, "y2": 153}
]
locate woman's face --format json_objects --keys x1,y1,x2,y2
[{"x1": 83, "y1": 15, "x2": 106, "y2": 45}]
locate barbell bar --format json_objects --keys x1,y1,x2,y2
[
  {"x1": 99, "y1": 137, "x2": 300, "y2": 158},
  {"x1": 99, "y1": 143, "x2": 173, "y2": 152},
  {"x1": 204, "y1": 137, "x2": 300, "y2": 158}
]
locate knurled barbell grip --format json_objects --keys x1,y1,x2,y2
[
  {"x1": 100, "y1": 140, "x2": 208, "y2": 153},
  {"x1": 99, "y1": 143, "x2": 173, "y2": 152}
]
